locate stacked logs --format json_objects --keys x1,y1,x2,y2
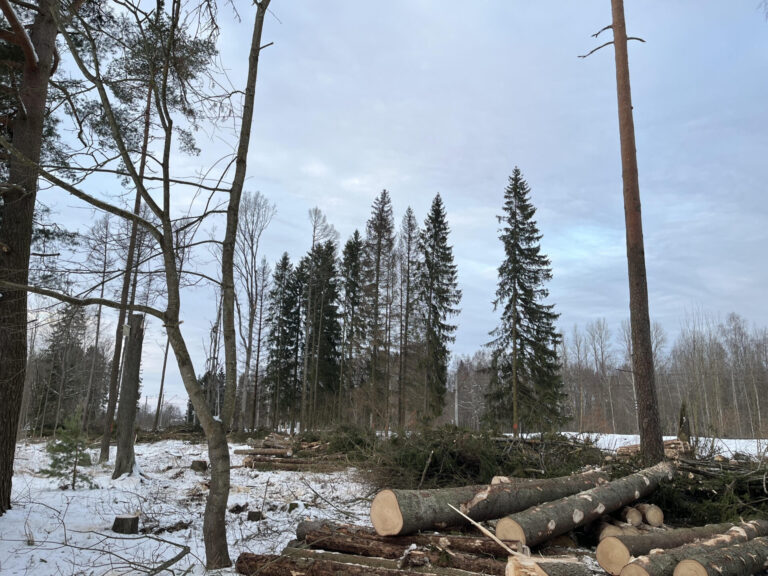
[{"x1": 237, "y1": 433, "x2": 346, "y2": 472}]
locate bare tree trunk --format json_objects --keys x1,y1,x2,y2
[
  {"x1": 0, "y1": 0, "x2": 60, "y2": 515},
  {"x1": 152, "y1": 337, "x2": 170, "y2": 432},
  {"x1": 113, "y1": 314, "x2": 144, "y2": 478},
  {"x1": 82, "y1": 232, "x2": 109, "y2": 432},
  {"x1": 610, "y1": 0, "x2": 664, "y2": 463}
]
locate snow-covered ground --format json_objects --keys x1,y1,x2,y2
[
  {"x1": 564, "y1": 433, "x2": 767, "y2": 458},
  {"x1": 1, "y1": 440, "x2": 372, "y2": 575}
]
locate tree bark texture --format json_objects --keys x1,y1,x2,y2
[
  {"x1": 620, "y1": 521, "x2": 768, "y2": 576},
  {"x1": 673, "y1": 537, "x2": 768, "y2": 576},
  {"x1": 597, "y1": 523, "x2": 736, "y2": 575},
  {"x1": 0, "y1": 0, "x2": 59, "y2": 515},
  {"x1": 112, "y1": 314, "x2": 144, "y2": 478},
  {"x1": 236, "y1": 552, "x2": 454, "y2": 576},
  {"x1": 610, "y1": 0, "x2": 665, "y2": 464},
  {"x1": 297, "y1": 519, "x2": 522, "y2": 557},
  {"x1": 370, "y1": 469, "x2": 609, "y2": 536},
  {"x1": 496, "y1": 462, "x2": 674, "y2": 547}
]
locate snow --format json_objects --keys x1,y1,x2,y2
[
  {"x1": 1, "y1": 440, "x2": 372, "y2": 575},
  {"x1": 564, "y1": 433, "x2": 767, "y2": 458}
]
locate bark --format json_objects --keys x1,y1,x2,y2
[
  {"x1": 673, "y1": 537, "x2": 768, "y2": 576},
  {"x1": 111, "y1": 515, "x2": 139, "y2": 534},
  {"x1": 152, "y1": 337, "x2": 170, "y2": 432},
  {"x1": 620, "y1": 521, "x2": 768, "y2": 576},
  {"x1": 370, "y1": 469, "x2": 609, "y2": 536},
  {"x1": 112, "y1": 314, "x2": 144, "y2": 478},
  {"x1": 0, "y1": 0, "x2": 59, "y2": 514},
  {"x1": 495, "y1": 462, "x2": 675, "y2": 547},
  {"x1": 236, "y1": 552, "x2": 454, "y2": 576},
  {"x1": 233, "y1": 447, "x2": 292, "y2": 456},
  {"x1": 610, "y1": 0, "x2": 664, "y2": 464},
  {"x1": 597, "y1": 523, "x2": 736, "y2": 575},
  {"x1": 297, "y1": 519, "x2": 522, "y2": 557}
]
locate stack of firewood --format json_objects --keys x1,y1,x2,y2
[
  {"x1": 237, "y1": 433, "x2": 344, "y2": 472},
  {"x1": 235, "y1": 461, "x2": 768, "y2": 576}
]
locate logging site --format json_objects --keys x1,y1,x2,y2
[{"x1": 2, "y1": 1, "x2": 767, "y2": 575}]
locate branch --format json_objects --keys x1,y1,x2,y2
[
  {"x1": 578, "y1": 40, "x2": 614, "y2": 59},
  {"x1": 592, "y1": 24, "x2": 612, "y2": 38},
  {"x1": 628, "y1": 36, "x2": 646, "y2": 44},
  {"x1": 0, "y1": 0, "x2": 38, "y2": 68},
  {"x1": 0, "y1": 279, "x2": 166, "y2": 321}
]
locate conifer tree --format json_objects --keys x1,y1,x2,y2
[
  {"x1": 487, "y1": 168, "x2": 562, "y2": 434},
  {"x1": 397, "y1": 208, "x2": 420, "y2": 428},
  {"x1": 362, "y1": 191, "x2": 395, "y2": 428},
  {"x1": 339, "y1": 230, "x2": 364, "y2": 421},
  {"x1": 418, "y1": 194, "x2": 461, "y2": 419}
]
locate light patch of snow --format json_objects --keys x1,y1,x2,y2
[
  {"x1": 1, "y1": 440, "x2": 372, "y2": 575},
  {"x1": 563, "y1": 432, "x2": 767, "y2": 458}
]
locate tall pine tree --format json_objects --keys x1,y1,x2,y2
[
  {"x1": 339, "y1": 231, "x2": 364, "y2": 422},
  {"x1": 418, "y1": 194, "x2": 461, "y2": 419},
  {"x1": 397, "y1": 208, "x2": 421, "y2": 428},
  {"x1": 487, "y1": 168, "x2": 562, "y2": 434}
]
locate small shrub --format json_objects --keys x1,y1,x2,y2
[{"x1": 41, "y1": 412, "x2": 96, "y2": 490}]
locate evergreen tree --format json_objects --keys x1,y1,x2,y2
[
  {"x1": 362, "y1": 190, "x2": 396, "y2": 428},
  {"x1": 397, "y1": 207, "x2": 421, "y2": 427},
  {"x1": 338, "y1": 230, "x2": 365, "y2": 422},
  {"x1": 486, "y1": 168, "x2": 562, "y2": 434},
  {"x1": 418, "y1": 194, "x2": 461, "y2": 418}
]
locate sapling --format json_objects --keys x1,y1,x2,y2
[{"x1": 42, "y1": 412, "x2": 96, "y2": 489}]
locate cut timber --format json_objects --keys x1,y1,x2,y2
[
  {"x1": 496, "y1": 461, "x2": 675, "y2": 547},
  {"x1": 234, "y1": 448, "x2": 292, "y2": 456},
  {"x1": 237, "y1": 551, "x2": 475, "y2": 575},
  {"x1": 620, "y1": 520, "x2": 768, "y2": 576},
  {"x1": 616, "y1": 439, "x2": 692, "y2": 460},
  {"x1": 371, "y1": 469, "x2": 609, "y2": 536},
  {"x1": 621, "y1": 507, "x2": 643, "y2": 526},
  {"x1": 674, "y1": 536, "x2": 768, "y2": 576},
  {"x1": 597, "y1": 522, "x2": 734, "y2": 575},
  {"x1": 112, "y1": 515, "x2": 139, "y2": 534},
  {"x1": 635, "y1": 504, "x2": 663, "y2": 527},
  {"x1": 296, "y1": 519, "x2": 522, "y2": 556}
]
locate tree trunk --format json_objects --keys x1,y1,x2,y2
[
  {"x1": 620, "y1": 520, "x2": 768, "y2": 576},
  {"x1": 237, "y1": 552, "x2": 463, "y2": 576},
  {"x1": 495, "y1": 462, "x2": 674, "y2": 546},
  {"x1": 152, "y1": 337, "x2": 170, "y2": 432},
  {"x1": 0, "y1": 0, "x2": 59, "y2": 515},
  {"x1": 112, "y1": 314, "x2": 144, "y2": 478},
  {"x1": 597, "y1": 523, "x2": 736, "y2": 575},
  {"x1": 371, "y1": 469, "x2": 609, "y2": 536},
  {"x1": 297, "y1": 519, "x2": 521, "y2": 557},
  {"x1": 674, "y1": 537, "x2": 768, "y2": 576},
  {"x1": 610, "y1": 0, "x2": 664, "y2": 464}
]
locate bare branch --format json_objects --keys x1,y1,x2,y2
[
  {"x1": 0, "y1": 0, "x2": 38, "y2": 68},
  {"x1": 0, "y1": 279, "x2": 166, "y2": 321},
  {"x1": 592, "y1": 24, "x2": 613, "y2": 38},
  {"x1": 579, "y1": 40, "x2": 615, "y2": 59},
  {"x1": 628, "y1": 36, "x2": 646, "y2": 44}
]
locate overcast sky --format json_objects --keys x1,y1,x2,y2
[{"x1": 42, "y1": 1, "x2": 768, "y2": 410}]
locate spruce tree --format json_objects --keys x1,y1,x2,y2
[
  {"x1": 397, "y1": 208, "x2": 421, "y2": 428},
  {"x1": 487, "y1": 168, "x2": 562, "y2": 434},
  {"x1": 418, "y1": 194, "x2": 461, "y2": 419},
  {"x1": 339, "y1": 231, "x2": 364, "y2": 421},
  {"x1": 362, "y1": 191, "x2": 396, "y2": 428}
]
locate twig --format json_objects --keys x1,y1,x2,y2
[
  {"x1": 418, "y1": 450, "x2": 434, "y2": 490},
  {"x1": 447, "y1": 504, "x2": 523, "y2": 557}
]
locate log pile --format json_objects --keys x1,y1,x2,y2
[
  {"x1": 235, "y1": 460, "x2": 768, "y2": 576},
  {"x1": 239, "y1": 433, "x2": 344, "y2": 471}
]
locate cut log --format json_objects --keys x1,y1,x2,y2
[
  {"x1": 297, "y1": 519, "x2": 522, "y2": 556},
  {"x1": 496, "y1": 462, "x2": 675, "y2": 547},
  {"x1": 190, "y1": 460, "x2": 207, "y2": 473},
  {"x1": 621, "y1": 507, "x2": 643, "y2": 526},
  {"x1": 635, "y1": 504, "x2": 663, "y2": 527},
  {"x1": 616, "y1": 439, "x2": 692, "y2": 460},
  {"x1": 371, "y1": 469, "x2": 609, "y2": 536},
  {"x1": 234, "y1": 448, "x2": 292, "y2": 456},
  {"x1": 674, "y1": 536, "x2": 768, "y2": 576},
  {"x1": 620, "y1": 520, "x2": 768, "y2": 576},
  {"x1": 112, "y1": 515, "x2": 139, "y2": 534},
  {"x1": 236, "y1": 551, "x2": 474, "y2": 575},
  {"x1": 597, "y1": 522, "x2": 735, "y2": 575}
]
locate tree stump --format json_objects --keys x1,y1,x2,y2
[
  {"x1": 190, "y1": 460, "x2": 207, "y2": 473},
  {"x1": 247, "y1": 510, "x2": 263, "y2": 522},
  {"x1": 112, "y1": 515, "x2": 139, "y2": 534}
]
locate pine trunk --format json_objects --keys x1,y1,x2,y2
[
  {"x1": 371, "y1": 470, "x2": 609, "y2": 536},
  {"x1": 674, "y1": 537, "x2": 768, "y2": 576},
  {"x1": 597, "y1": 523, "x2": 736, "y2": 575},
  {"x1": 112, "y1": 314, "x2": 144, "y2": 478},
  {"x1": 610, "y1": 0, "x2": 665, "y2": 464},
  {"x1": 620, "y1": 521, "x2": 768, "y2": 576},
  {"x1": 496, "y1": 462, "x2": 674, "y2": 546}
]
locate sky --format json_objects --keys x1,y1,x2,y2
[{"x1": 39, "y1": 1, "x2": 768, "y2": 410}]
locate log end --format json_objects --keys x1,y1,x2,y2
[
  {"x1": 596, "y1": 536, "x2": 632, "y2": 576},
  {"x1": 622, "y1": 506, "x2": 643, "y2": 526},
  {"x1": 370, "y1": 489, "x2": 404, "y2": 536},
  {"x1": 674, "y1": 559, "x2": 708, "y2": 576},
  {"x1": 620, "y1": 562, "x2": 651, "y2": 576},
  {"x1": 496, "y1": 516, "x2": 526, "y2": 546},
  {"x1": 640, "y1": 504, "x2": 664, "y2": 527}
]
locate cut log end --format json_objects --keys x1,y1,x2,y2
[
  {"x1": 620, "y1": 562, "x2": 651, "y2": 576},
  {"x1": 596, "y1": 536, "x2": 632, "y2": 576},
  {"x1": 370, "y1": 489, "x2": 403, "y2": 536},
  {"x1": 497, "y1": 517, "x2": 527, "y2": 546},
  {"x1": 622, "y1": 507, "x2": 643, "y2": 526},
  {"x1": 674, "y1": 560, "x2": 708, "y2": 576},
  {"x1": 636, "y1": 504, "x2": 664, "y2": 527}
]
